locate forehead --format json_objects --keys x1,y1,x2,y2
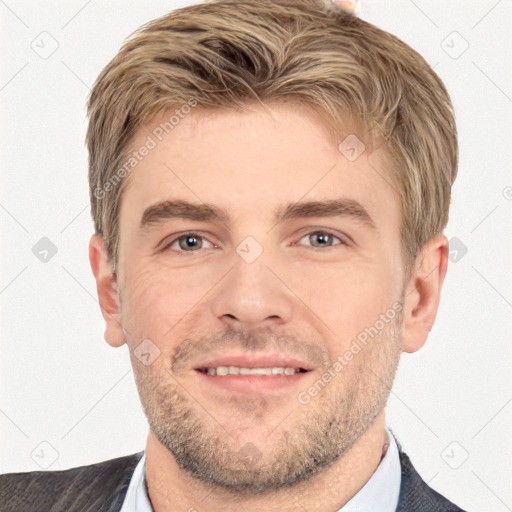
[{"x1": 119, "y1": 102, "x2": 400, "y2": 232}]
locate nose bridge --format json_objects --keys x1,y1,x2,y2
[{"x1": 210, "y1": 236, "x2": 295, "y2": 328}]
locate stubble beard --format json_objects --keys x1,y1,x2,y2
[{"x1": 130, "y1": 311, "x2": 403, "y2": 496}]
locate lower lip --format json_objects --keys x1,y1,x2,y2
[{"x1": 194, "y1": 370, "x2": 312, "y2": 393}]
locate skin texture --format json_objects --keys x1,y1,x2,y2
[{"x1": 89, "y1": 102, "x2": 448, "y2": 511}]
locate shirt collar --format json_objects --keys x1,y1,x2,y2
[
  {"x1": 119, "y1": 451, "x2": 153, "y2": 512},
  {"x1": 340, "y1": 426, "x2": 402, "y2": 511},
  {"x1": 121, "y1": 426, "x2": 401, "y2": 512}
]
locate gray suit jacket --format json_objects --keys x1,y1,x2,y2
[{"x1": 0, "y1": 444, "x2": 466, "y2": 511}]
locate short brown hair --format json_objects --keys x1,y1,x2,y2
[{"x1": 86, "y1": 0, "x2": 458, "y2": 273}]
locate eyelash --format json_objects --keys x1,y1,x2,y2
[{"x1": 159, "y1": 230, "x2": 347, "y2": 255}]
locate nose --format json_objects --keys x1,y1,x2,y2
[{"x1": 209, "y1": 246, "x2": 295, "y2": 331}]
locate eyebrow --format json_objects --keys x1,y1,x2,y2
[{"x1": 140, "y1": 197, "x2": 376, "y2": 231}]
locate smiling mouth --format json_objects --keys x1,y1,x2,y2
[{"x1": 196, "y1": 366, "x2": 310, "y2": 376}]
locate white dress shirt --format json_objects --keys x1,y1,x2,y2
[{"x1": 120, "y1": 427, "x2": 401, "y2": 512}]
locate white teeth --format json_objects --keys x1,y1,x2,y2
[
  {"x1": 240, "y1": 367, "x2": 271, "y2": 375},
  {"x1": 203, "y1": 366, "x2": 302, "y2": 376}
]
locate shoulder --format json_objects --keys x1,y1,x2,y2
[
  {"x1": 0, "y1": 451, "x2": 143, "y2": 512},
  {"x1": 395, "y1": 440, "x2": 467, "y2": 512}
]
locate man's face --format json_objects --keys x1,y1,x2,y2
[{"x1": 115, "y1": 102, "x2": 405, "y2": 493}]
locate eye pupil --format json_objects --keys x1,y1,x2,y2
[
  {"x1": 179, "y1": 235, "x2": 201, "y2": 250},
  {"x1": 312, "y1": 233, "x2": 332, "y2": 247}
]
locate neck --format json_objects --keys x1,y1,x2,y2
[{"x1": 145, "y1": 411, "x2": 388, "y2": 512}]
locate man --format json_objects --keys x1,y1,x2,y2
[{"x1": 0, "y1": 0, "x2": 466, "y2": 510}]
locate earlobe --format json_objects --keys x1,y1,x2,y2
[
  {"x1": 401, "y1": 233, "x2": 449, "y2": 353},
  {"x1": 88, "y1": 234, "x2": 126, "y2": 348}
]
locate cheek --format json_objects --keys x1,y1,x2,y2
[
  {"x1": 291, "y1": 259, "x2": 399, "y2": 344},
  {"x1": 119, "y1": 259, "x2": 216, "y2": 341}
]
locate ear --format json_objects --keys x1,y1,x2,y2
[
  {"x1": 89, "y1": 234, "x2": 125, "y2": 348},
  {"x1": 401, "y1": 233, "x2": 449, "y2": 353}
]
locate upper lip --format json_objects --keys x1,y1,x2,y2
[{"x1": 194, "y1": 353, "x2": 314, "y2": 371}]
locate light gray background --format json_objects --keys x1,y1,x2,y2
[{"x1": 1, "y1": 1, "x2": 511, "y2": 510}]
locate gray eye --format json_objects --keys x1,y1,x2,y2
[
  {"x1": 178, "y1": 234, "x2": 203, "y2": 251},
  {"x1": 301, "y1": 232, "x2": 342, "y2": 248},
  {"x1": 163, "y1": 232, "x2": 215, "y2": 253}
]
